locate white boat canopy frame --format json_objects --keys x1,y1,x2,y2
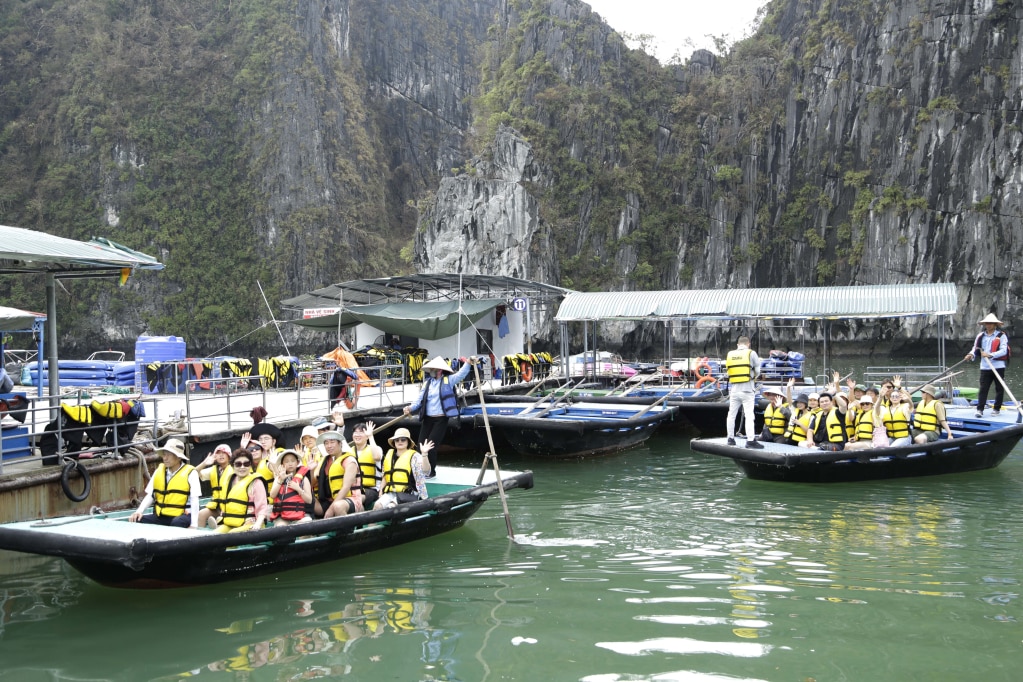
[
  {"x1": 555, "y1": 284, "x2": 958, "y2": 321},
  {"x1": 555, "y1": 283, "x2": 959, "y2": 377},
  {"x1": 0, "y1": 224, "x2": 164, "y2": 400}
]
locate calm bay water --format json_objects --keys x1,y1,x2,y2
[
  {"x1": 1, "y1": 354, "x2": 1020, "y2": 680},
  {"x1": 1, "y1": 429, "x2": 1022, "y2": 681}
]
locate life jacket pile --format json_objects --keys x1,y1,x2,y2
[
  {"x1": 38, "y1": 399, "x2": 144, "y2": 465},
  {"x1": 501, "y1": 352, "x2": 554, "y2": 385}
]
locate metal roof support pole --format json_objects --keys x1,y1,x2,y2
[
  {"x1": 45, "y1": 273, "x2": 60, "y2": 416},
  {"x1": 526, "y1": 297, "x2": 533, "y2": 355},
  {"x1": 582, "y1": 321, "x2": 589, "y2": 381},
  {"x1": 823, "y1": 320, "x2": 829, "y2": 380},
  {"x1": 939, "y1": 315, "x2": 946, "y2": 369},
  {"x1": 665, "y1": 321, "x2": 672, "y2": 366},
  {"x1": 559, "y1": 322, "x2": 569, "y2": 378}
]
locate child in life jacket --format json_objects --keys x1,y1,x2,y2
[{"x1": 268, "y1": 450, "x2": 313, "y2": 526}]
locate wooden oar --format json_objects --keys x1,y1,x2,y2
[
  {"x1": 370, "y1": 413, "x2": 407, "y2": 436},
  {"x1": 903, "y1": 357, "x2": 971, "y2": 393},
  {"x1": 470, "y1": 362, "x2": 515, "y2": 538},
  {"x1": 982, "y1": 356, "x2": 1023, "y2": 423},
  {"x1": 520, "y1": 379, "x2": 585, "y2": 415},
  {"x1": 619, "y1": 374, "x2": 653, "y2": 396},
  {"x1": 631, "y1": 382, "x2": 687, "y2": 419}
]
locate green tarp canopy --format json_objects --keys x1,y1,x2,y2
[{"x1": 290, "y1": 299, "x2": 502, "y2": 341}]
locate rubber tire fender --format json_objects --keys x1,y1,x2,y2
[{"x1": 60, "y1": 458, "x2": 92, "y2": 502}]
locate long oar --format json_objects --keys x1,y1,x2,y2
[
  {"x1": 908, "y1": 357, "x2": 971, "y2": 392},
  {"x1": 618, "y1": 374, "x2": 653, "y2": 396},
  {"x1": 470, "y1": 362, "x2": 515, "y2": 538},
  {"x1": 982, "y1": 356, "x2": 1023, "y2": 423},
  {"x1": 906, "y1": 358, "x2": 971, "y2": 396},
  {"x1": 632, "y1": 382, "x2": 688, "y2": 419},
  {"x1": 371, "y1": 413, "x2": 408, "y2": 436}
]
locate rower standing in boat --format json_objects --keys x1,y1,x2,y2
[
  {"x1": 725, "y1": 336, "x2": 763, "y2": 449},
  {"x1": 129, "y1": 438, "x2": 202, "y2": 529},
  {"x1": 965, "y1": 313, "x2": 1010, "y2": 418},
  {"x1": 403, "y1": 355, "x2": 475, "y2": 474}
]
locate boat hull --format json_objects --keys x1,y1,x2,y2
[
  {"x1": 690, "y1": 424, "x2": 1023, "y2": 483},
  {"x1": 480, "y1": 406, "x2": 678, "y2": 457},
  {"x1": 0, "y1": 471, "x2": 533, "y2": 588}
]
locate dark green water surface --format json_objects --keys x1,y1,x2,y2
[{"x1": 1, "y1": 429, "x2": 1021, "y2": 681}]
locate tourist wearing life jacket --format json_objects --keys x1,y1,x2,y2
[
  {"x1": 322, "y1": 431, "x2": 364, "y2": 519},
  {"x1": 782, "y1": 393, "x2": 812, "y2": 445},
  {"x1": 881, "y1": 386, "x2": 913, "y2": 447},
  {"x1": 241, "y1": 422, "x2": 284, "y2": 486},
  {"x1": 912, "y1": 384, "x2": 954, "y2": 443},
  {"x1": 965, "y1": 312, "x2": 1010, "y2": 417},
  {"x1": 725, "y1": 336, "x2": 763, "y2": 449},
  {"x1": 214, "y1": 450, "x2": 268, "y2": 532},
  {"x1": 129, "y1": 438, "x2": 202, "y2": 528},
  {"x1": 268, "y1": 449, "x2": 313, "y2": 525},
  {"x1": 403, "y1": 356, "x2": 475, "y2": 474},
  {"x1": 196, "y1": 443, "x2": 234, "y2": 529},
  {"x1": 350, "y1": 421, "x2": 383, "y2": 509},
  {"x1": 799, "y1": 381, "x2": 848, "y2": 450},
  {"x1": 377, "y1": 428, "x2": 434, "y2": 508},
  {"x1": 757, "y1": 386, "x2": 791, "y2": 443},
  {"x1": 845, "y1": 395, "x2": 882, "y2": 451}
]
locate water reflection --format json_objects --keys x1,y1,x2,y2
[{"x1": 1, "y1": 436, "x2": 1023, "y2": 681}]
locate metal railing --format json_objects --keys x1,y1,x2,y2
[{"x1": 0, "y1": 392, "x2": 162, "y2": 474}]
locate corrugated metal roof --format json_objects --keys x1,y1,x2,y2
[
  {"x1": 555, "y1": 283, "x2": 958, "y2": 321},
  {"x1": 0, "y1": 224, "x2": 163, "y2": 276},
  {"x1": 282, "y1": 274, "x2": 573, "y2": 310}
]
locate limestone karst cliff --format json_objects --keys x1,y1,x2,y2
[{"x1": 0, "y1": 0, "x2": 1019, "y2": 355}]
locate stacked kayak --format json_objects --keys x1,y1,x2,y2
[{"x1": 23, "y1": 360, "x2": 136, "y2": 387}]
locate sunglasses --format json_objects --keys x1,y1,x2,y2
[
  {"x1": 233, "y1": 460, "x2": 252, "y2": 467},
  {"x1": 393, "y1": 437, "x2": 409, "y2": 442}
]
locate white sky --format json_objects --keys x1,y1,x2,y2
[{"x1": 583, "y1": 0, "x2": 768, "y2": 63}]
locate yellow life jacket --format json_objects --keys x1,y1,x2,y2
[
  {"x1": 355, "y1": 444, "x2": 379, "y2": 491},
  {"x1": 844, "y1": 406, "x2": 859, "y2": 440},
  {"x1": 254, "y1": 458, "x2": 275, "y2": 485},
  {"x1": 206, "y1": 465, "x2": 235, "y2": 511},
  {"x1": 220, "y1": 472, "x2": 261, "y2": 528},
  {"x1": 724, "y1": 349, "x2": 754, "y2": 384},
  {"x1": 153, "y1": 463, "x2": 195, "y2": 517},
  {"x1": 912, "y1": 400, "x2": 940, "y2": 432},
  {"x1": 854, "y1": 409, "x2": 875, "y2": 440},
  {"x1": 882, "y1": 406, "x2": 911, "y2": 439},
  {"x1": 382, "y1": 449, "x2": 417, "y2": 494},
  {"x1": 783, "y1": 407, "x2": 810, "y2": 442},
  {"x1": 814, "y1": 408, "x2": 847, "y2": 444},
  {"x1": 327, "y1": 452, "x2": 360, "y2": 500},
  {"x1": 763, "y1": 402, "x2": 789, "y2": 435}
]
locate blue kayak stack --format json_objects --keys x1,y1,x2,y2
[{"x1": 23, "y1": 360, "x2": 138, "y2": 387}]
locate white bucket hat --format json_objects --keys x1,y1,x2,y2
[{"x1": 157, "y1": 438, "x2": 189, "y2": 462}]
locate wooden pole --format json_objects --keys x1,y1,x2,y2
[{"x1": 471, "y1": 361, "x2": 515, "y2": 538}]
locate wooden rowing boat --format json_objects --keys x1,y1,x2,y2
[{"x1": 0, "y1": 465, "x2": 533, "y2": 588}]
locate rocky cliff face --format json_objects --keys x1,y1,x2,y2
[{"x1": 1, "y1": 0, "x2": 1020, "y2": 356}]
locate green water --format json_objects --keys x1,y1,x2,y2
[{"x1": 1, "y1": 431, "x2": 1021, "y2": 681}]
